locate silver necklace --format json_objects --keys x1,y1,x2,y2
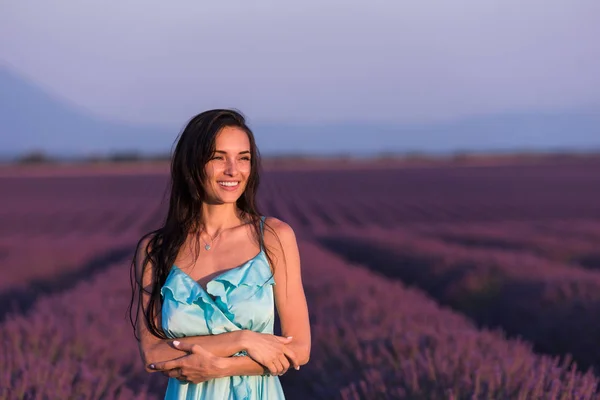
[
  {"x1": 199, "y1": 218, "x2": 253, "y2": 251},
  {"x1": 200, "y1": 228, "x2": 224, "y2": 251}
]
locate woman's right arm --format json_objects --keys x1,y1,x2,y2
[
  {"x1": 135, "y1": 237, "x2": 247, "y2": 371},
  {"x1": 134, "y1": 236, "x2": 180, "y2": 372}
]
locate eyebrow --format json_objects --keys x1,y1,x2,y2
[{"x1": 214, "y1": 150, "x2": 251, "y2": 155}]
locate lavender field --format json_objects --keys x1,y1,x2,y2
[{"x1": 2, "y1": 156, "x2": 600, "y2": 399}]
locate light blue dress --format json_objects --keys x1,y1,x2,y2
[{"x1": 160, "y1": 216, "x2": 285, "y2": 399}]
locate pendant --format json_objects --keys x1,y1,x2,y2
[{"x1": 205, "y1": 244, "x2": 211, "y2": 251}]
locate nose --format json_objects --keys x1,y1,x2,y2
[{"x1": 224, "y1": 157, "x2": 238, "y2": 175}]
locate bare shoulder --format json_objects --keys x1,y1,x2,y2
[
  {"x1": 263, "y1": 216, "x2": 297, "y2": 247},
  {"x1": 262, "y1": 216, "x2": 300, "y2": 274}
]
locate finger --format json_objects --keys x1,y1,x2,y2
[
  {"x1": 150, "y1": 359, "x2": 181, "y2": 371},
  {"x1": 165, "y1": 368, "x2": 183, "y2": 378},
  {"x1": 267, "y1": 361, "x2": 279, "y2": 376},
  {"x1": 150, "y1": 354, "x2": 189, "y2": 371},
  {"x1": 278, "y1": 355, "x2": 290, "y2": 375},
  {"x1": 190, "y1": 344, "x2": 211, "y2": 356},
  {"x1": 274, "y1": 358, "x2": 285, "y2": 375},
  {"x1": 171, "y1": 340, "x2": 195, "y2": 353},
  {"x1": 173, "y1": 340, "x2": 210, "y2": 356},
  {"x1": 282, "y1": 346, "x2": 300, "y2": 370},
  {"x1": 275, "y1": 335, "x2": 293, "y2": 343}
]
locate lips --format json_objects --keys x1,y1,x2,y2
[{"x1": 217, "y1": 181, "x2": 240, "y2": 191}]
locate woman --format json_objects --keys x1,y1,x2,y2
[{"x1": 128, "y1": 109, "x2": 311, "y2": 399}]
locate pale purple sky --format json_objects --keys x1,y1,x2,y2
[{"x1": 1, "y1": 0, "x2": 599, "y2": 128}]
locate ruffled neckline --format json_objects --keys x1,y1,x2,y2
[{"x1": 162, "y1": 249, "x2": 275, "y2": 305}]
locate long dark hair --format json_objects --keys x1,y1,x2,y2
[{"x1": 128, "y1": 109, "x2": 279, "y2": 340}]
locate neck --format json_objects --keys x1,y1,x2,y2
[{"x1": 199, "y1": 203, "x2": 245, "y2": 236}]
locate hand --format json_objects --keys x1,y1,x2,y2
[
  {"x1": 150, "y1": 341, "x2": 224, "y2": 384},
  {"x1": 242, "y1": 332, "x2": 300, "y2": 376}
]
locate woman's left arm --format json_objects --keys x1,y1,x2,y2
[{"x1": 270, "y1": 218, "x2": 311, "y2": 366}]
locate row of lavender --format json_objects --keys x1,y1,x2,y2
[
  {"x1": 5, "y1": 158, "x2": 600, "y2": 233},
  {"x1": 411, "y1": 220, "x2": 600, "y2": 269},
  {"x1": 3, "y1": 214, "x2": 598, "y2": 307},
  {"x1": 0, "y1": 174, "x2": 168, "y2": 305},
  {"x1": 316, "y1": 225, "x2": 600, "y2": 373},
  {"x1": 3, "y1": 160, "x2": 600, "y2": 241},
  {"x1": 0, "y1": 235, "x2": 138, "y2": 294},
  {"x1": 2, "y1": 240, "x2": 599, "y2": 399},
  {"x1": 0, "y1": 173, "x2": 166, "y2": 397},
  {"x1": 0, "y1": 199, "x2": 165, "y2": 238},
  {"x1": 0, "y1": 259, "x2": 157, "y2": 400},
  {"x1": 0, "y1": 174, "x2": 169, "y2": 238},
  {"x1": 265, "y1": 160, "x2": 600, "y2": 228},
  {"x1": 286, "y1": 242, "x2": 600, "y2": 399},
  {"x1": 4, "y1": 215, "x2": 598, "y2": 302}
]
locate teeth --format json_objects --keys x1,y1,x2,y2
[{"x1": 218, "y1": 181, "x2": 239, "y2": 187}]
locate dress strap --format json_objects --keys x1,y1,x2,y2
[{"x1": 259, "y1": 216, "x2": 266, "y2": 251}]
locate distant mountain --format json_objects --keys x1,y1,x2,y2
[
  {"x1": 0, "y1": 66, "x2": 173, "y2": 159},
  {"x1": 1, "y1": 65, "x2": 599, "y2": 159},
  {"x1": 254, "y1": 112, "x2": 600, "y2": 156}
]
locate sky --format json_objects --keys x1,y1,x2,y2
[
  {"x1": 0, "y1": 1, "x2": 599, "y2": 157},
  {"x1": 2, "y1": 1, "x2": 599, "y2": 125}
]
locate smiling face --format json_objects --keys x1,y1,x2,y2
[{"x1": 203, "y1": 126, "x2": 252, "y2": 204}]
